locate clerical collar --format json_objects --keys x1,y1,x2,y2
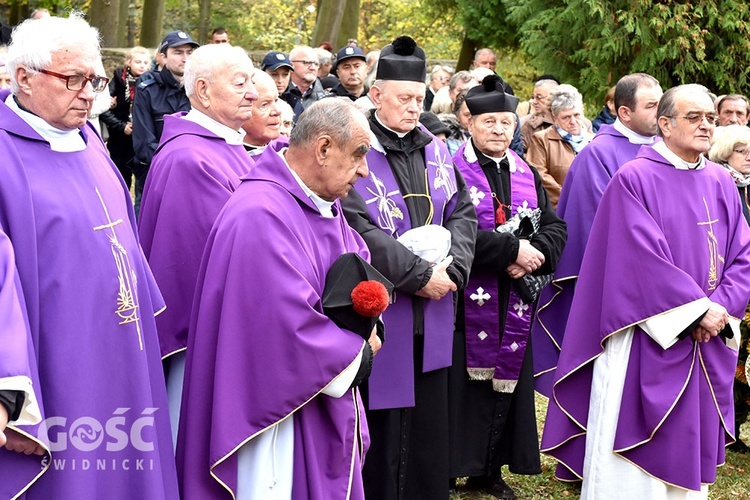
[
  {"x1": 183, "y1": 109, "x2": 246, "y2": 145},
  {"x1": 243, "y1": 143, "x2": 266, "y2": 157},
  {"x1": 613, "y1": 118, "x2": 655, "y2": 145},
  {"x1": 5, "y1": 94, "x2": 86, "y2": 152},
  {"x1": 278, "y1": 148, "x2": 335, "y2": 217},
  {"x1": 374, "y1": 111, "x2": 409, "y2": 138},
  {"x1": 652, "y1": 141, "x2": 705, "y2": 170}
]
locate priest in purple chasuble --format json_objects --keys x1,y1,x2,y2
[
  {"x1": 448, "y1": 75, "x2": 566, "y2": 498},
  {"x1": 137, "y1": 44, "x2": 259, "y2": 447},
  {"x1": 176, "y1": 99, "x2": 379, "y2": 499},
  {"x1": 0, "y1": 15, "x2": 178, "y2": 499},
  {"x1": 542, "y1": 84, "x2": 750, "y2": 499},
  {"x1": 532, "y1": 73, "x2": 663, "y2": 397},
  {"x1": 340, "y1": 36, "x2": 477, "y2": 500}
]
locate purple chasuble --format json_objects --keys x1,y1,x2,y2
[
  {"x1": 138, "y1": 112, "x2": 255, "y2": 358},
  {"x1": 453, "y1": 142, "x2": 538, "y2": 392},
  {"x1": 0, "y1": 90, "x2": 178, "y2": 499},
  {"x1": 176, "y1": 147, "x2": 370, "y2": 499},
  {"x1": 354, "y1": 126, "x2": 459, "y2": 409},
  {"x1": 541, "y1": 147, "x2": 750, "y2": 490},
  {"x1": 532, "y1": 125, "x2": 648, "y2": 396}
]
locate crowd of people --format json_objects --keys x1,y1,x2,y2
[{"x1": 1, "y1": 11, "x2": 750, "y2": 500}]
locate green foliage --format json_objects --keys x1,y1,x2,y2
[
  {"x1": 456, "y1": 0, "x2": 519, "y2": 49},
  {"x1": 505, "y1": 0, "x2": 750, "y2": 101},
  {"x1": 359, "y1": 0, "x2": 462, "y2": 57}
]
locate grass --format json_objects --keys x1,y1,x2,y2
[{"x1": 451, "y1": 393, "x2": 750, "y2": 499}]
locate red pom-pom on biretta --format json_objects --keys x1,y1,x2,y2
[{"x1": 351, "y1": 280, "x2": 389, "y2": 317}]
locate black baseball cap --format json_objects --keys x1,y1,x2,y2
[
  {"x1": 335, "y1": 45, "x2": 366, "y2": 67},
  {"x1": 261, "y1": 51, "x2": 293, "y2": 71},
  {"x1": 159, "y1": 30, "x2": 199, "y2": 53}
]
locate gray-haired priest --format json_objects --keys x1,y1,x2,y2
[
  {"x1": 341, "y1": 35, "x2": 477, "y2": 500},
  {"x1": 449, "y1": 75, "x2": 566, "y2": 499}
]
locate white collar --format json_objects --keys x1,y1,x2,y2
[
  {"x1": 183, "y1": 109, "x2": 246, "y2": 145},
  {"x1": 374, "y1": 111, "x2": 409, "y2": 138},
  {"x1": 245, "y1": 144, "x2": 266, "y2": 157},
  {"x1": 279, "y1": 148, "x2": 335, "y2": 217},
  {"x1": 652, "y1": 141, "x2": 705, "y2": 170},
  {"x1": 6, "y1": 94, "x2": 86, "y2": 152},
  {"x1": 613, "y1": 118, "x2": 656, "y2": 145}
]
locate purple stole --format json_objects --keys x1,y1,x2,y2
[
  {"x1": 453, "y1": 141, "x2": 538, "y2": 393},
  {"x1": 355, "y1": 126, "x2": 458, "y2": 409}
]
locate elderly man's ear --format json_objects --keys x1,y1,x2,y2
[
  {"x1": 315, "y1": 135, "x2": 334, "y2": 165},
  {"x1": 192, "y1": 78, "x2": 211, "y2": 107},
  {"x1": 13, "y1": 66, "x2": 33, "y2": 95}
]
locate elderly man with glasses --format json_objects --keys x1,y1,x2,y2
[
  {"x1": 287, "y1": 45, "x2": 330, "y2": 110},
  {"x1": 0, "y1": 13, "x2": 178, "y2": 499}
]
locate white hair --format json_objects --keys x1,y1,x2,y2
[
  {"x1": 183, "y1": 44, "x2": 253, "y2": 97},
  {"x1": 550, "y1": 83, "x2": 583, "y2": 116},
  {"x1": 7, "y1": 12, "x2": 101, "y2": 94}
]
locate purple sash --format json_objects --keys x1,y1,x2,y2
[
  {"x1": 453, "y1": 141, "x2": 538, "y2": 393},
  {"x1": 355, "y1": 127, "x2": 458, "y2": 409}
]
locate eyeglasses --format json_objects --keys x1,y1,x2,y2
[
  {"x1": 733, "y1": 148, "x2": 750, "y2": 156},
  {"x1": 39, "y1": 69, "x2": 110, "y2": 93},
  {"x1": 667, "y1": 112, "x2": 717, "y2": 125},
  {"x1": 291, "y1": 60, "x2": 320, "y2": 67}
]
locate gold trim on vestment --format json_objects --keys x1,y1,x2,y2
[
  {"x1": 613, "y1": 341, "x2": 697, "y2": 453},
  {"x1": 533, "y1": 274, "x2": 579, "y2": 358},
  {"x1": 7, "y1": 424, "x2": 51, "y2": 500},
  {"x1": 209, "y1": 341, "x2": 366, "y2": 499},
  {"x1": 161, "y1": 346, "x2": 187, "y2": 361},
  {"x1": 614, "y1": 450, "x2": 712, "y2": 491}
]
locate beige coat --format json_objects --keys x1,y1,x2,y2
[{"x1": 525, "y1": 126, "x2": 593, "y2": 207}]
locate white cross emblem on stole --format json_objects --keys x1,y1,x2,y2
[
  {"x1": 513, "y1": 301, "x2": 529, "y2": 318},
  {"x1": 470, "y1": 287, "x2": 490, "y2": 306},
  {"x1": 469, "y1": 186, "x2": 485, "y2": 206},
  {"x1": 478, "y1": 331, "x2": 488, "y2": 340}
]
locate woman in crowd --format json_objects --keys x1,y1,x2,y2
[
  {"x1": 525, "y1": 84, "x2": 593, "y2": 206},
  {"x1": 709, "y1": 124, "x2": 750, "y2": 224},
  {"x1": 444, "y1": 90, "x2": 472, "y2": 155},
  {"x1": 100, "y1": 46, "x2": 151, "y2": 188}
]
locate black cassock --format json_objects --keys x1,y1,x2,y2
[
  {"x1": 343, "y1": 114, "x2": 477, "y2": 500},
  {"x1": 449, "y1": 147, "x2": 566, "y2": 481}
]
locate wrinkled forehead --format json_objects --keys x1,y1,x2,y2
[
  {"x1": 51, "y1": 46, "x2": 101, "y2": 70},
  {"x1": 473, "y1": 110, "x2": 515, "y2": 121},
  {"x1": 674, "y1": 90, "x2": 714, "y2": 114},
  {"x1": 294, "y1": 48, "x2": 316, "y2": 61},
  {"x1": 720, "y1": 97, "x2": 748, "y2": 113}
]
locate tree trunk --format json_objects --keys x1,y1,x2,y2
[
  {"x1": 116, "y1": 0, "x2": 130, "y2": 47},
  {"x1": 140, "y1": 0, "x2": 165, "y2": 49},
  {"x1": 197, "y1": 0, "x2": 211, "y2": 43},
  {"x1": 90, "y1": 0, "x2": 121, "y2": 47},
  {"x1": 455, "y1": 33, "x2": 477, "y2": 71},
  {"x1": 311, "y1": 0, "x2": 350, "y2": 48},
  {"x1": 9, "y1": 1, "x2": 29, "y2": 26},
  {"x1": 336, "y1": 0, "x2": 360, "y2": 48}
]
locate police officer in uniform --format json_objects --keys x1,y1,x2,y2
[{"x1": 132, "y1": 30, "x2": 198, "y2": 215}]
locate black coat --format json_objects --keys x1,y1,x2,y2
[
  {"x1": 99, "y1": 67, "x2": 134, "y2": 162},
  {"x1": 132, "y1": 68, "x2": 190, "y2": 178}
]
